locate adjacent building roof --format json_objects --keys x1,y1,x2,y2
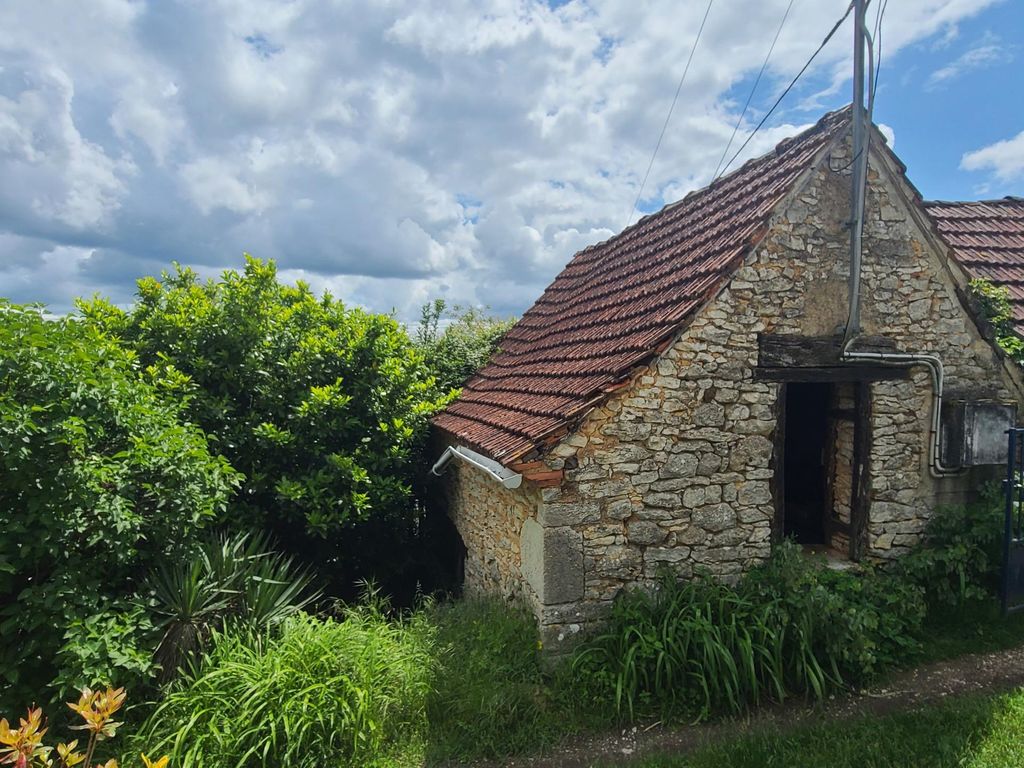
[
  {"x1": 432, "y1": 107, "x2": 851, "y2": 462},
  {"x1": 925, "y1": 197, "x2": 1024, "y2": 335}
]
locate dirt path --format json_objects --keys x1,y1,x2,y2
[{"x1": 487, "y1": 644, "x2": 1024, "y2": 768}]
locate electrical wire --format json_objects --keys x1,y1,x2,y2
[
  {"x1": 827, "y1": 0, "x2": 883, "y2": 177},
  {"x1": 714, "y1": 0, "x2": 856, "y2": 181},
  {"x1": 625, "y1": 0, "x2": 715, "y2": 228},
  {"x1": 711, "y1": 0, "x2": 797, "y2": 181},
  {"x1": 871, "y1": 0, "x2": 888, "y2": 108}
]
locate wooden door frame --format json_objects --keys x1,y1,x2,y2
[
  {"x1": 770, "y1": 378, "x2": 873, "y2": 560},
  {"x1": 850, "y1": 380, "x2": 872, "y2": 561},
  {"x1": 771, "y1": 382, "x2": 787, "y2": 542}
]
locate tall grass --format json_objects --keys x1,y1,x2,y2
[
  {"x1": 425, "y1": 599, "x2": 561, "y2": 761},
  {"x1": 571, "y1": 542, "x2": 926, "y2": 722},
  {"x1": 128, "y1": 604, "x2": 434, "y2": 767}
]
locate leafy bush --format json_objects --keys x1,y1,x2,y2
[
  {"x1": 130, "y1": 606, "x2": 434, "y2": 768},
  {"x1": 570, "y1": 542, "x2": 926, "y2": 722},
  {"x1": 414, "y1": 299, "x2": 515, "y2": 393},
  {"x1": 80, "y1": 257, "x2": 450, "y2": 596},
  {"x1": 0, "y1": 301, "x2": 239, "y2": 711},
  {"x1": 146, "y1": 532, "x2": 319, "y2": 679},
  {"x1": 898, "y1": 486, "x2": 1005, "y2": 607},
  {"x1": 53, "y1": 604, "x2": 159, "y2": 705},
  {"x1": 744, "y1": 545, "x2": 925, "y2": 682},
  {"x1": 425, "y1": 599, "x2": 559, "y2": 761}
]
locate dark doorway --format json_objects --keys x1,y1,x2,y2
[{"x1": 783, "y1": 382, "x2": 832, "y2": 545}]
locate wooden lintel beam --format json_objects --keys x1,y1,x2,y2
[
  {"x1": 758, "y1": 333, "x2": 898, "y2": 368},
  {"x1": 754, "y1": 366, "x2": 910, "y2": 383}
]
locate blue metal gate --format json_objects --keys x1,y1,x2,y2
[{"x1": 1002, "y1": 428, "x2": 1024, "y2": 614}]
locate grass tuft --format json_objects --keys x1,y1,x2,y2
[
  {"x1": 127, "y1": 604, "x2": 434, "y2": 767},
  {"x1": 569, "y1": 541, "x2": 927, "y2": 723},
  {"x1": 627, "y1": 688, "x2": 1024, "y2": 768},
  {"x1": 425, "y1": 598, "x2": 565, "y2": 761}
]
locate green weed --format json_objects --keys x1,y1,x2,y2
[
  {"x1": 570, "y1": 542, "x2": 926, "y2": 723},
  {"x1": 128, "y1": 604, "x2": 434, "y2": 768},
  {"x1": 627, "y1": 688, "x2": 1024, "y2": 768},
  {"x1": 424, "y1": 598, "x2": 564, "y2": 761}
]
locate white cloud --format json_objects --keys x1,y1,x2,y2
[
  {"x1": 110, "y1": 81, "x2": 187, "y2": 165},
  {"x1": 961, "y1": 130, "x2": 1024, "y2": 182},
  {"x1": 0, "y1": 66, "x2": 133, "y2": 229},
  {"x1": 0, "y1": 234, "x2": 102, "y2": 306},
  {"x1": 180, "y1": 153, "x2": 272, "y2": 215},
  {"x1": 0, "y1": 0, "x2": 1007, "y2": 316},
  {"x1": 877, "y1": 123, "x2": 896, "y2": 148},
  {"x1": 926, "y1": 31, "x2": 1013, "y2": 88}
]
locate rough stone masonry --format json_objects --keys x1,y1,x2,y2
[{"x1": 441, "y1": 129, "x2": 1023, "y2": 656}]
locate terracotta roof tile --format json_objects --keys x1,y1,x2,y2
[
  {"x1": 925, "y1": 197, "x2": 1024, "y2": 335},
  {"x1": 433, "y1": 108, "x2": 850, "y2": 462}
]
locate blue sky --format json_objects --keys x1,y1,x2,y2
[
  {"x1": 0, "y1": 0, "x2": 1020, "y2": 318},
  {"x1": 870, "y1": 0, "x2": 1022, "y2": 200}
]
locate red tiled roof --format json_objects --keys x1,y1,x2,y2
[
  {"x1": 925, "y1": 198, "x2": 1024, "y2": 335},
  {"x1": 433, "y1": 108, "x2": 850, "y2": 462}
]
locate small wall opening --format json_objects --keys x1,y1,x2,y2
[{"x1": 782, "y1": 382, "x2": 832, "y2": 546}]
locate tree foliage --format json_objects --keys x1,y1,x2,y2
[
  {"x1": 80, "y1": 257, "x2": 451, "y2": 594},
  {"x1": 0, "y1": 301, "x2": 239, "y2": 709},
  {"x1": 415, "y1": 299, "x2": 514, "y2": 393}
]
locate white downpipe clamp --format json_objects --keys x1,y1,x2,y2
[{"x1": 431, "y1": 445, "x2": 523, "y2": 489}]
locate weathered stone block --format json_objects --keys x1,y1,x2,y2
[
  {"x1": 627, "y1": 520, "x2": 666, "y2": 546},
  {"x1": 670, "y1": 525, "x2": 706, "y2": 546},
  {"x1": 595, "y1": 444, "x2": 652, "y2": 464},
  {"x1": 694, "y1": 403, "x2": 725, "y2": 427},
  {"x1": 645, "y1": 545, "x2": 692, "y2": 563},
  {"x1": 692, "y1": 503, "x2": 737, "y2": 532},
  {"x1": 520, "y1": 520, "x2": 584, "y2": 605},
  {"x1": 539, "y1": 501, "x2": 601, "y2": 527},
  {"x1": 682, "y1": 486, "x2": 706, "y2": 507},
  {"x1": 661, "y1": 453, "x2": 698, "y2": 479},
  {"x1": 644, "y1": 491, "x2": 680, "y2": 508},
  {"x1": 737, "y1": 481, "x2": 771, "y2": 506},
  {"x1": 729, "y1": 435, "x2": 773, "y2": 470},
  {"x1": 606, "y1": 498, "x2": 634, "y2": 520}
]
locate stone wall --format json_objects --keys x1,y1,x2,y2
[
  {"x1": 443, "y1": 129, "x2": 1021, "y2": 654},
  {"x1": 445, "y1": 449, "x2": 541, "y2": 605}
]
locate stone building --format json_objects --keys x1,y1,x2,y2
[{"x1": 431, "y1": 107, "x2": 1024, "y2": 653}]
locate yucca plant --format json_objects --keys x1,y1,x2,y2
[{"x1": 146, "y1": 532, "x2": 320, "y2": 679}]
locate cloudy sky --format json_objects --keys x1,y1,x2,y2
[{"x1": 0, "y1": 0, "x2": 1021, "y2": 319}]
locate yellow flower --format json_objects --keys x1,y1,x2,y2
[
  {"x1": 0, "y1": 708, "x2": 51, "y2": 767},
  {"x1": 66, "y1": 688, "x2": 125, "y2": 741},
  {"x1": 56, "y1": 740, "x2": 85, "y2": 767},
  {"x1": 140, "y1": 755, "x2": 168, "y2": 768}
]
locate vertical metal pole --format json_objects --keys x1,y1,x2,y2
[
  {"x1": 847, "y1": 0, "x2": 867, "y2": 340},
  {"x1": 1002, "y1": 429, "x2": 1016, "y2": 615}
]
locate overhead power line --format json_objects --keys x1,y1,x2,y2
[
  {"x1": 714, "y1": 0, "x2": 856, "y2": 181},
  {"x1": 625, "y1": 0, "x2": 715, "y2": 228},
  {"x1": 711, "y1": 0, "x2": 797, "y2": 181},
  {"x1": 871, "y1": 0, "x2": 888, "y2": 107}
]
